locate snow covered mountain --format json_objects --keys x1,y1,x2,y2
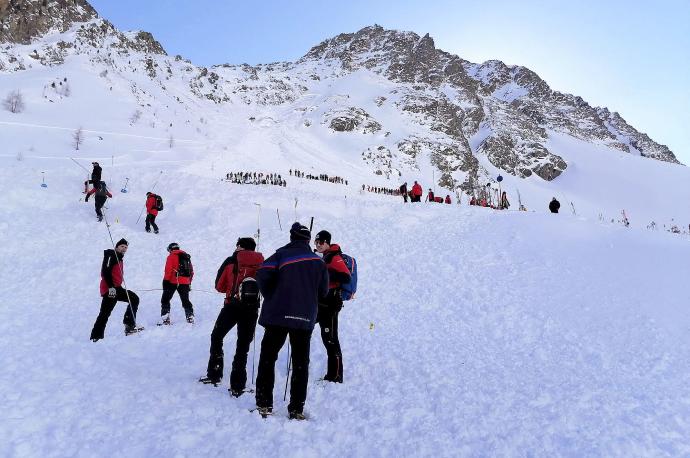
[
  {"x1": 2, "y1": 2, "x2": 690, "y2": 456},
  {"x1": 0, "y1": 1, "x2": 681, "y2": 190}
]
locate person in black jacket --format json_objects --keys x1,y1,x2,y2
[
  {"x1": 254, "y1": 223, "x2": 328, "y2": 419},
  {"x1": 84, "y1": 162, "x2": 102, "y2": 194},
  {"x1": 549, "y1": 197, "x2": 561, "y2": 213},
  {"x1": 400, "y1": 182, "x2": 408, "y2": 203},
  {"x1": 314, "y1": 230, "x2": 351, "y2": 383}
]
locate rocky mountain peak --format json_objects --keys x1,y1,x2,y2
[{"x1": 0, "y1": 0, "x2": 98, "y2": 44}]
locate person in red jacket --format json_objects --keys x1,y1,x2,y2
[
  {"x1": 160, "y1": 243, "x2": 194, "y2": 324},
  {"x1": 426, "y1": 189, "x2": 435, "y2": 203},
  {"x1": 445, "y1": 195, "x2": 451, "y2": 204},
  {"x1": 85, "y1": 181, "x2": 112, "y2": 222},
  {"x1": 90, "y1": 239, "x2": 140, "y2": 341},
  {"x1": 314, "y1": 230, "x2": 351, "y2": 383},
  {"x1": 411, "y1": 181, "x2": 423, "y2": 202},
  {"x1": 199, "y1": 237, "x2": 264, "y2": 396},
  {"x1": 145, "y1": 192, "x2": 159, "y2": 234}
]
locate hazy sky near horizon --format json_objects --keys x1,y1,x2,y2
[{"x1": 89, "y1": 0, "x2": 689, "y2": 163}]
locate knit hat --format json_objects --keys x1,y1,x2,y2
[
  {"x1": 236, "y1": 237, "x2": 256, "y2": 251},
  {"x1": 116, "y1": 238, "x2": 128, "y2": 247},
  {"x1": 289, "y1": 222, "x2": 311, "y2": 241},
  {"x1": 314, "y1": 230, "x2": 331, "y2": 245},
  {"x1": 167, "y1": 242, "x2": 179, "y2": 252}
]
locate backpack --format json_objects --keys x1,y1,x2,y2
[
  {"x1": 339, "y1": 253, "x2": 358, "y2": 301},
  {"x1": 238, "y1": 277, "x2": 260, "y2": 306},
  {"x1": 176, "y1": 252, "x2": 192, "y2": 278},
  {"x1": 155, "y1": 194, "x2": 164, "y2": 211},
  {"x1": 96, "y1": 181, "x2": 108, "y2": 197}
]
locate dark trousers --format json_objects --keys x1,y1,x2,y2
[
  {"x1": 317, "y1": 305, "x2": 343, "y2": 382},
  {"x1": 402, "y1": 194, "x2": 408, "y2": 203},
  {"x1": 145, "y1": 213, "x2": 158, "y2": 232},
  {"x1": 161, "y1": 283, "x2": 194, "y2": 318},
  {"x1": 207, "y1": 302, "x2": 258, "y2": 391},
  {"x1": 255, "y1": 325, "x2": 312, "y2": 414},
  {"x1": 90, "y1": 287, "x2": 140, "y2": 339},
  {"x1": 94, "y1": 195, "x2": 106, "y2": 219}
]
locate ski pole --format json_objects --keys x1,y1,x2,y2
[
  {"x1": 102, "y1": 209, "x2": 138, "y2": 327},
  {"x1": 136, "y1": 171, "x2": 163, "y2": 224},
  {"x1": 254, "y1": 203, "x2": 261, "y2": 250},
  {"x1": 276, "y1": 208, "x2": 282, "y2": 231},
  {"x1": 69, "y1": 157, "x2": 90, "y2": 173}
]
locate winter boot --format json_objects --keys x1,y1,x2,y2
[
  {"x1": 124, "y1": 325, "x2": 144, "y2": 335},
  {"x1": 256, "y1": 407, "x2": 272, "y2": 418},
  {"x1": 186, "y1": 315, "x2": 195, "y2": 324},
  {"x1": 159, "y1": 313, "x2": 171, "y2": 326},
  {"x1": 288, "y1": 411, "x2": 306, "y2": 421},
  {"x1": 198, "y1": 376, "x2": 221, "y2": 386}
]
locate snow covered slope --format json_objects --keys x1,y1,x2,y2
[{"x1": 1, "y1": 152, "x2": 690, "y2": 456}]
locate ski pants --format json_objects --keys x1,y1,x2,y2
[
  {"x1": 317, "y1": 304, "x2": 343, "y2": 382},
  {"x1": 160, "y1": 282, "x2": 194, "y2": 318},
  {"x1": 145, "y1": 213, "x2": 158, "y2": 232},
  {"x1": 255, "y1": 325, "x2": 312, "y2": 414},
  {"x1": 90, "y1": 287, "x2": 139, "y2": 339},
  {"x1": 94, "y1": 195, "x2": 107, "y2": 219},
  {"x1": 402, "y1": 194, "x2": 408, "y2": 203},
  {"x1": 207, "y1": 301, "x2": 258, "y2": 391}
]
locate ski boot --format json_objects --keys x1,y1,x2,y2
[{"x1": 198, "y1": 376, "x2": 221, "y2": 386}]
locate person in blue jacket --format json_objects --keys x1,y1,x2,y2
[{"x1": 254, "y1": 222, "x2": 329, "y2": 420}]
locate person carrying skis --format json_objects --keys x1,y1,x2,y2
[
  {"x1": 411, "y1": 181, "x2": 423, "y2": 202},
  {"x1": 160, "y1": 243, "x2": 195, "y2": 325},
  {"x1": 400, "y1": 182, "x2": 408, "y2": 203},
  {"x1": 145, "y1": 192, "x2": 159, "y2": 234},
  {"x1": 85, "y1": 181, "x2": 112, "y2": 222},
  {"x1": 254, "y1": 223, "x2": 328, "y2": 419},
  {"x1": 314, "y1": 230, "x2": 350, "y2": 383},
  {"x1": 426, "y1": 189, "x2": 435, "y2": 203},
  {"x1": 90, "y1": 239, "x2": 141, "y2": 341},
  {"x1": 199, "y1": 237, "x2": 264, "y2": 396},
  {"x1": 84, "y1": 161, "x2": 102, "y2": 194},
  {"x1": 549, "y1": 197, "x2": 560, "y2": 213}
]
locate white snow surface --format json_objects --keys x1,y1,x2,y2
[{"x1": 1, "y1": 24, "x2": 690, "y2": 458}]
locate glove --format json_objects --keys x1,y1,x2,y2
[{"x1": 108, "y1": 287, "x2": 116, "y2": 298}]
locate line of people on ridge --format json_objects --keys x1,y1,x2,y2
[
  {"x1": 225, "y1": 172, "x2": 286, "y2": 187},
  {"x1": 290, "y1": 169, "x2": 348, "y2": 186},
  {"x1": 361, "y1": 184, "x2": 401, "y2": 196},
  {"x1": 89, "y1": 223, "x2": 356, "y2": 421},
  {"x1": 83, "y1": 162, "x2": 165, "y2": 232}
]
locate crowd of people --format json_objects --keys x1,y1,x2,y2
[
  {"x1": 226, "y1": 172, "x2": 286, "y2": 187},
  {"x1": 290, "y1": 169, "x2": 348, "y2": 186},
  {"x1": 361, "y1": 184, "x2": 401, "y2": 196}
]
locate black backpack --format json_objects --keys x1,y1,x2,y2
[
  {"x1": 177, "y1": 252, "x2": 192, "y2": 278},
  {"x1": 155, "y1": 194, "x2": 164, "y2": 211},
  {"x1": 96, "y1": 181, "x2": 108, "y2": 197},
  {"x1": 232, "y1": 259, "x2": 260, "y2": 306}
]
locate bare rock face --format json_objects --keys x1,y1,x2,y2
[
  {"x1": 324, "y1": 107, "x2": 381, "y2": 134},
  {"x1": 0, "y1": 0, "x2": 97, "y2": 44}
]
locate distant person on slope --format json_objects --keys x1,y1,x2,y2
[
  {"x1": 145, "y1": 192, "x2": 160, "y2": 234},
  {"x1": 199, "y1": 237, "x2": 264, "y2": 397},
  {"x1": 90, "y1": 239, "x2": 141, "y2": 341},
  {"x1": 500, "y1": 192, "x2": 510, "y2": 210},
  {"x1": 400, "y1": 182, "x2": 408, "y2": 203},
  {"x1": 445, "y1": 195, "x2": 451, "y2": 204},
  {"x1": 314, "y1": 230, "x2": 351, "y2": 383},
  {"x1": 85, "y1": 181, "x2": 112, "y2": 222},
  {"x1": 254, "y1": 223, "x2": 328, "y2": 420},
  {"x1": 549, "y1": 197, "x2": 561, "y2": 214},
  {"x1": 426, "y1": 189, "x2": 435, "y2": 203},
  {"x1": 84, "y1": 161, "x2": 102, "y2": 194},
  {"x1": 160, "y1": 243, "x2": 195, "y2": 325},
  {"x1": 411, "y1": 181, "x2": 423, "y2": 202}
]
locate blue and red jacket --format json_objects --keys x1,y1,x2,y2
[{"x1": 257, "y1": 240, "x2": 328, "y2": 331}]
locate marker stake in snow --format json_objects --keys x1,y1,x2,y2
[
  {"x1": 254, "y1": 203, "x2": 261, "y2": 251},
  {"x1": 41, "y1": 171, "x2": 47, "y2": 188},
  {"x1": 121, "y1": 177, "x2": 129, "y2": 193}
]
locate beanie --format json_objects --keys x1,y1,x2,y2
[
  {"x1": 314, "y1": 230, "x2": 331, "y2": 245},
  {"x1": 116, "y1": 238, "x2": 128, "y2": 247},
  {"x1": 236, "y1": 237, "x2": 256, "y2": 251},
  {"x1": 289, "y1": 222, "x2": 311, "y2": 241},
  {"x1": 167, "y1": 242, "x2": 179, "y2": 252}
]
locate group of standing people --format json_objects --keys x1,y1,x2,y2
[
  {"x1": 89, "y1": 221, "x2": 353, "y2": 421},
  {"x1": 290, "y1": 169, "x2": 348, "y2": 186},
  {"x1": 226, "y1": 172, "x2": 286, "y2": 187}
]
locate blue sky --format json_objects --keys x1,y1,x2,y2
[{"x1": 89, "y1": 0, "x2": 689, "y2": 164}]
